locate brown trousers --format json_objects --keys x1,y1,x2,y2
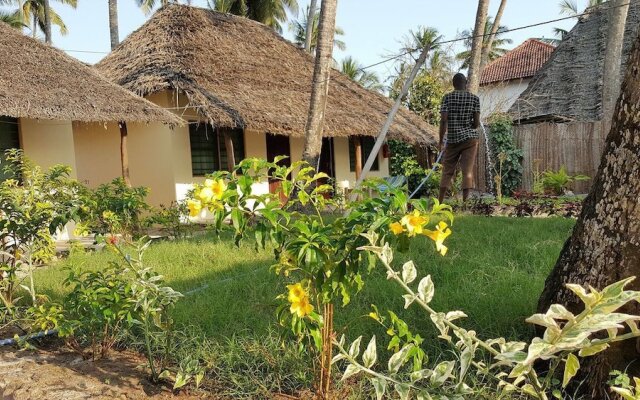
[{"x1": 439, "y1": 139, "x2": 479, "y2": 190}]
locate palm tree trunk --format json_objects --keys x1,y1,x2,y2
[
  {"x1": 538, "y1": 26, "x2": 640, "y2": 399},
  {"x1": 602, "y1": 0, "x2": 629, "y2": 131},
  {"x1": 108, "y1": 0, "x2": 119, "y2": 50},
  {"x1": 119, "y1": 122, "x2": 132, "y2": 187},
  {"x1": 43, "y1": 0, "x2": 52, "y2": 44},
  {"x1": 304, "y1": 0, "x2": 318, "y2": 53},
  {"x1": 467, "y1": 0, "x2": 490, "y2": 94},
  {"x1": 480, "y1": 0, "x2": 507, "y2": 69},
  {"x1": 301, "y1": 0, "x2": 338, "y2": 170},
  {"x1": 32, "y1": 14, "x2": 37, "y2": 38}
]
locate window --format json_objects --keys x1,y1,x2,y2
[
  {"x1": 349, "y1": 136, "x2": 379, "y2": 172},
  {"x1": 189, "y1": 124, "x2": 244, "y2": 176},
  {"x1": 0, "y1": 117, "x2": 20, "y2": 182}
]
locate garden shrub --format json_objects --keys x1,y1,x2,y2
[
  {"x1": 0, "y1": 150, "x2": 86, "y2": 308},
  {"x1": 540, "y1": 165, "x2": 590, "y2": 195},
  {"x1": 144, "y1": 201, "x2": 192, "y2": 239},
  {"x1": 488, "y1": 114, "x2": 523, "y2": 196},
  {"x1": 77, "y1": 178, "x2": 150, "y2": 237}
]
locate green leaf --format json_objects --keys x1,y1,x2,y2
[
  {"x1": 417, "y1": 276, "x2": 434, "y2": 304},
  {"x1": 341, "y1": 364, "x2": 360, "y2": 381},
  {"x1": 578, "y1": 343, "x2": 609, "y2": 357},
  {"x1": 348, "y1": 336, "x2": 363, "y2": 359},
  {"x1": 370, "y1": 377, "x2": 387, "y2": 400},
  {"x1": 430, "y1": 360, "x2": 455, "y2": 387},
  {"x1": 562, "y1": 353, "x2": 580, "y2": 388},
  {"x1": 362, "y1": 336, "x2": 377, "y2": 368},
  {"x1": 401, "y1": 261, "x2": 417, "y2": 284},
  {"x1": 388, "y1": 344, "x2": 414, "y2": 373},
  {"x1": 395, "y1": 383, "x2": 410, "y2": 400}
]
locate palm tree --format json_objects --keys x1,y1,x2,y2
[
  {"x1": 289, "y1": 4, "x2": 345, "y2": 52},
  {"x1": 555, "y1": 0, "x2": 608, "y2": 38},
  {"x1": 466, "y1": 0, "x2": 489, "y2": 94},
  {"x1": 457, "y1": 17, "x2": 512, "y2": 71},
  {"x1": 340, "y1": 57, "x2": 383, "y2": 92},
  {"x1": 0, "y1": 9, "x2": 24, "y2": 27},
  {"x1": 0, "y1": 0, "x2": 78, "y2": 37},
  {"x1": 108, "y1": 0, "x2": 118, "y2": 49},
  {"x1": 209, "y1": 0, "x2": 298, "y2": 33},
  {"x1": 602, "y1": 0, "x2": 629, "y2": 128}
]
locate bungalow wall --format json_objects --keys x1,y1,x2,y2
[
  {"x1": 18, "y1": 118, "x2": 78, "y2": 178},
  {"x1": 69, "y1": 90, "x2": 391, "y2": 209}
]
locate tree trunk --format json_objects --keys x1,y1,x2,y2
[
  {"x1": 119, "y1": 122, "x2": 132, "y2": 187},
  {"x1": 43, "y1": 0, "x2": 52, "y2": 44},
  {"x1": 467, "y1": 0, "x2": 490, "y2": 94},
  {"x1": 602, "y1": 0, "x2": 630, "y2": 131},
  {"x1": 480, "y1": 0, "x2": 507, "y2": 69},
  {"x1": 301, "y1": 0, "x2": 338, "y2": 170},
  {"x1": 304, "y1": 0, "x2": 318, "y2": 53},
  {"x1": 108, "y1": 0, "x2": 119, "y2": 50},
  {"x1": 538, "y1": 28, "x2": 640, "y2": 399},
  {"x1": 32, "y1": 15, "x2": 37, "y2": 38}
]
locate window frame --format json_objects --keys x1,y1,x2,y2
[{"x1": 188, "y1": 123, "x2": 244, "y2": 177}]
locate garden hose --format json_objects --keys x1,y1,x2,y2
[{"x1": 0, "y1": 329, "x2": 58, "y2": 347}]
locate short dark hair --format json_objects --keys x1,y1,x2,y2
[{"x1": 453, "y1": 73, "x2": 467, "y2": 88}]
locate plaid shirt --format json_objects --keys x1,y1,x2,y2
[{"x1": 440, "y1": 90, "x2": 480, "y2": 144}]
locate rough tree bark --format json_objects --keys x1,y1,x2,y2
[
  {"x1": 43, "y1": 0, "x2": 52, "y2": 44},
  {"x1": 304, "y1": 0, "x2": 318, "y2": 53},
  {"x1": 480, "y1": 0, "x2": 507, "y2": 69},
  {"x1": 538, "y1": 28, "x2": 640, "y2": 400},
  {"x1": 602, "y1": 0, "x2": 630, "y2": 131},
  {"x1": 108, "y1": 0, "x2": 119, "y2": 50},
  {"x1": 467, "y1": 0, "x2": 490, "y2": 94},
  {"x1": 301, "y1": 0, "x2": 338, "y2": 171}
]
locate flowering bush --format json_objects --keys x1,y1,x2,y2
[
  {"x1": 333, "y1": 232, "x2": 640, "y2": 399},
  {"x1": 0, "y1": 150, "x2": 86, "y2": 308},
  {"x1": 185, "y1": 157, "x2": 453, "y2": 394}
]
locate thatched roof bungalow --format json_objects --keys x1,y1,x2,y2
[
  {"x1": 96, "y1": 4, "x2": 436, "y2": 145},
  {"x1": 93, "y1": 5, "x2": 437, "y2": 206},
  {"x1": 505, "y1": 2, "x2": 640, "y2": 193},
  {"x1": 0, "y1": 21, "x2": 183, "y2": 204}
]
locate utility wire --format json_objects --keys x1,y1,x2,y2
[{"x1": 357, "y1": 0, "x2": 636, "y2": 71}]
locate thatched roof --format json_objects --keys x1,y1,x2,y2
[
  {"x1": 0, "y1": 22, "x2": 182, "y2": 124},
  {"x1": 95, "y1": 5, "x2": 437, "y2": 145},
  {"x1": 509, "y1": 1, "x2": 640, "y2": 123}
]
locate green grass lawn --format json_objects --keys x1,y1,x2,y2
[
  {"x1": 36, "y1": 215, "x2": 574, "y2": 345},
  {"x1": 32, "y1": 215, "x2": 576, "y2": 398}
]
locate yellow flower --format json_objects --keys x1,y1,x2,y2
[
  {"x1": 400, "y1": 210, "x2": 428, "y2": 237},
  {"x1": 197, "y1": 187, "x2": 214, "y2": 203},
  {"x1": 187, "y1": 199, "x2": 202, "y2": 217},
  {"x1": 389, "y1": 222, "x2": 404, "y2": 235},
  {"x1": 424, "y1": 221, "x2": 452, "y2": 256},
  {"x1": 210, "y1": 179, "x2": 227, "y2": 200},
  {"x1": 287, "y1": 283, "x2": 306, "y2": 303},
  {"x1": 290, "y1": 296, "x2": 314, "y2": 318},
  {"x1": 204, "y1": 179, "x2": 215, "y2": 188}
]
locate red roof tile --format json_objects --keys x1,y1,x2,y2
[{"x1": 480, "y1": 39, "x2": 555, "y2": 85}]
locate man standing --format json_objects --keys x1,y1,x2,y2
[{"x1": 438, "y1": 73, "x2": 481, "y2": 203}]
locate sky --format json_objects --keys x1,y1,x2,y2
[{"x1": 7, "y1": 0, "x2": 582, "y2": 80}]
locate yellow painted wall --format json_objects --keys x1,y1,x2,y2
[
  {"x1": 72, "y1": 122, "x2": 121, "y2": 186},
  {"x1": 19, "y1": 118, "x2": 78, "y2": 177}
]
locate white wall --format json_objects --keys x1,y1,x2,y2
[{"x1": 479, "y1": 79, "x2": 531, "y2": 119}]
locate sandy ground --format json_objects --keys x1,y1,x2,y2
[{"x1": 0, "y1": 348, "x2": 204, "y2": 400}]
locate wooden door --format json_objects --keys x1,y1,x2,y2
[{"x1": 266, "y1": 133, "x2": 291, "y2": 198}]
